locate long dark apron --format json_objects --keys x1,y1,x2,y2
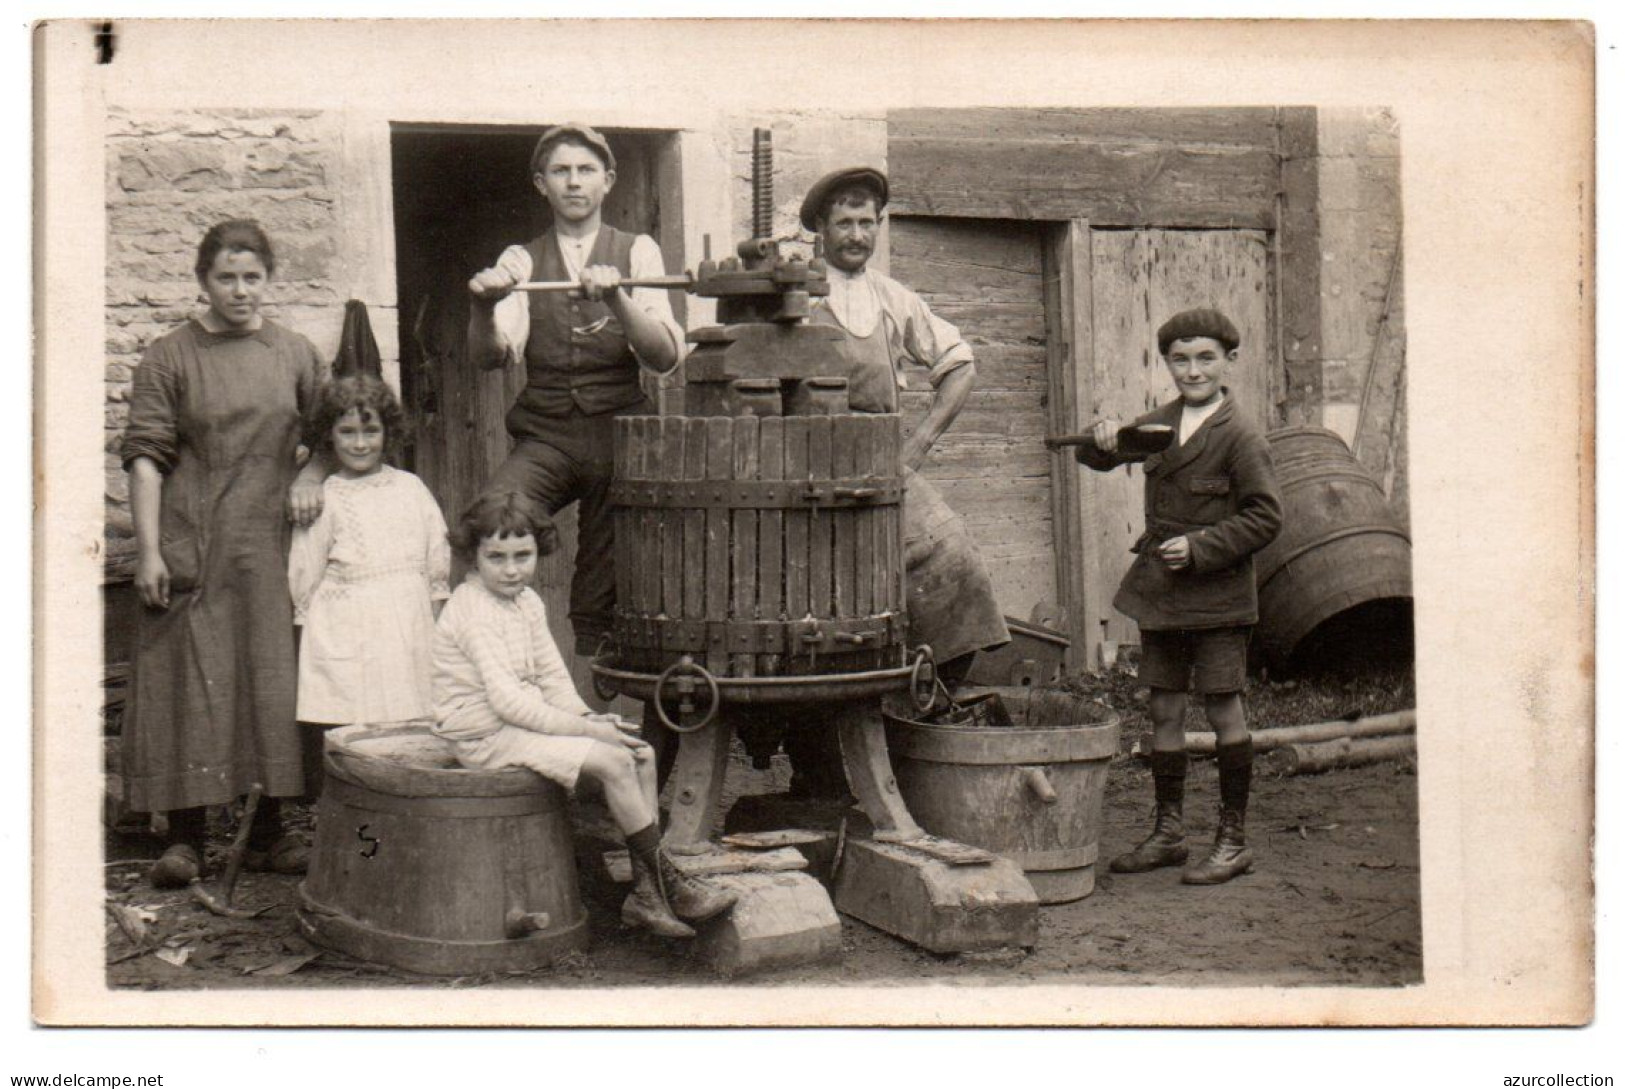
[{"x1": 810, "y1": 305, "x2": 1009, "y2": 664}]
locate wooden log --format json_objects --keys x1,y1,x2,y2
[
  {"x1": 666, "y1": 846, "x2": 809, "y2": 876},
  {"x1": 1268, "y1": 734, "x2": 1417, "y2": 776},
  {"x1": 1134, "y1": 710, "x2": 1416, "y2": 757}
]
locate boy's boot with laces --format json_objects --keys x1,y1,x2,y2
[
  {"x1": 1110, "y1": 750, "x2": 1189, "y2": 873},
  {"x1": 1184, "y1": 737, "x2": 1256, "y2": 886},
  {"x1": 656, "y1": 846, "x2": 738, "y2": 923},
  {"x1": 622, "y1": 825, "x2": 694, "y2": 938}
]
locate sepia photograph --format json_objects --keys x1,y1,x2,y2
[{"x1": 30, "y1": 16, "x2": 1593, "y2": 1033}]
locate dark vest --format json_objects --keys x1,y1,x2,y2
[{"x1": 509, "y1": 226, "x2": 643, "y2": 428}]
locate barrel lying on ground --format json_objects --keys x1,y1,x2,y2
[{"x1": 1254, "y1": 427, "x2": 1413, "y2": 672}]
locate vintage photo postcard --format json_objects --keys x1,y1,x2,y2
[{"x1": 32, "y1": 18, "x2": 1593, "y2": 1027}]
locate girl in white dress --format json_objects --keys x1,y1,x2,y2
[{"x1": 290, "y1": 375, "x2": 450, "y2": 782}]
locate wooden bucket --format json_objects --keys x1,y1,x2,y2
[
  {"x1": 1254, "y1": 428, "x2": 1413, "y2": 669},
  {"x1": 297, "y1": 723, "x2": 588, "y2": 975},
  {"x1": 885, "y1": 688, "x2": 1120, "y2": 904},
  {"x1": 610, "y1": 414, "x2": 906, "y2": 678}
]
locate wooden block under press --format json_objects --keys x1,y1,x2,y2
[
  {"x1": 693, "y1": 871, "x2": 842, "y2": 976},
  {"x1": 833, "y1": 838, "x2": 1039, "y2": 954}
]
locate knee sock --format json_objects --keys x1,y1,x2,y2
[
  {"x1": 166, "y1": 806, "x2": 208, "y2": 853},
  {"x1": 1149, "y1": 750, "x2": 1188, "y2": 809},
  {"x1": 626, "y1": 822, "x2": 662, "y2": 870},
  {"x1": 247, "y1": 796, "x2": 283, "y2": 852},
  {"x1": 1215, "y1": 738, "x2": 1255, "y2": 819}
]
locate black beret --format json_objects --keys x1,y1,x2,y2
[
  {"x1": 1157, "y1": 309, "x2": 1240, "y2": 355},
  {"x1": 799, "y1": 167, "x2": 888, "y2": 231},
  {"x1": 530, "y1": 123, "x2": 616, "y2": 176}
]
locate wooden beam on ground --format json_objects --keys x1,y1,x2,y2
[
  {"x1": 1268, "y1": 734, "x2": 1417, "y2": 776},
  {"x1": 1134, "y1": 709, "x2": 1416, "y2": 757}
]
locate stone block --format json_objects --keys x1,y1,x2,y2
[
  {"x1": 692, "y1": 871, "x2": 842, "y2": 976},
  {"x1": 242, "y1": 144, "x2": 328, "y2": 190},
  {"x1": 116, "y1": 143, "x2": 233, "y2": 194},
  {"x1": 833, "y1": 838, "x2": 1039, "y2": 954}
]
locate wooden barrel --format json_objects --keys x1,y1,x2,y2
[
  {"x1": 1254, "y1": 428, "x2": 1413, "y2": 669},
  {"x1": 610, "y1": 414, "x2": 905, "y2": 679},
  {"x1": 297, "y1": 723, "x2": 588, "y2": 975},
  {"x1": 885, "y1": 688, "x2": 1120, "y2": 904}
]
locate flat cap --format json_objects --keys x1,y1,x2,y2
[
  {"x1": 799, "y1": 166, "x2": 888, "y2": 231},
  {"x1": 1157, "y1": 308, "x2": 1241, "y2": 355},
  {"x1": 530, "y1": 123, "x2": 616, "y2": 175}
]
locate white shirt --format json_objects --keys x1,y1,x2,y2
[
  {"x1": 817, "y1": 265, "x2": 974, "y2": 388},
  {"x1": 487, "y1": 232, "x2": 687, "y2": 371},
  {"x1": 1178, "y1": 393, "x2": 1226, "y2": 445}
]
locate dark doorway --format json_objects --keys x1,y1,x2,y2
[{"x1": 389, "y1": 125, "x2": 678, "y2": 665}]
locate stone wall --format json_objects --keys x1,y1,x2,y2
[
  {"x1": 1313, "y1": 106, "x2": 1408, "y2": 522},
  {"x1": 103, "y1": 107, "x2": 383, "y2": 577}
]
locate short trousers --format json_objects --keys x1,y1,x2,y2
[
  {"x1": 1139, "y1": 626, "x2": 1251, "y2": 695},
  {"x1": 450, "y1": 725, "x2": 597, "y2": 791}
]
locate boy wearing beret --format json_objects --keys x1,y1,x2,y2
[{"x1": 1077, "y1": 309, "x2": 1283, "y2": 885}]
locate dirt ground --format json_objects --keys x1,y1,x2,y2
[{"x1": 105, "y1": 667, "x2": 1420, "y2": 995}]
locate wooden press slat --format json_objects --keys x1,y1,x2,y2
[
  {"x1": 620, "y1": 416, "x2": 645, "y2": 618},
  {"x1": 851, "y1": 416, "x2": 875, "y2": 618},
  {"x1": 877, "y1": 415, "x2": 901, "y2": 615},
  {"x1": 805, "y1": 416, "x2": 832, "y2": 619},
  {"x1": 783, "y1": 417, "x2": 809, "y2": 619},
  {"x1": 612, "y1": 418, "x2": 633, "y2": 619},
  {"x1": 730, "y1": 416, "x2": 760, "y2": 678},
  {"x1": 640, "y1": 416, "x2": 664, "y2": 622},
  {"x1": 682, "y1": 417, "x2": 708, "y2": 623},
  {"x1": 660, "y1": 418, "x2": 686, "y2": 620},
  {"x1": 704, "y1": 418, "x2": 734, "y2": 675},
  {"x1": 831, "y1": 416, "x2": 857, "y2": 620},
  {"x1": 756, "y1": 417, "x2": 785, "y2": 676}
]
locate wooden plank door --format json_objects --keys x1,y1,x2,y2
[
  {"x1": 889, "y1": 216, "x2": 1059, "y2": 630},
  {"x1": 1072, "y1": 227, "x2": 1272, "y2": 656}
]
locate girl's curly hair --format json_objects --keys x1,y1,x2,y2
[
  {"x1": 449, "y1": 491, "x2": 560, "y2": 565},
  {"x1": 306, "y1": 374, "x2": 407, "y2": 461}
]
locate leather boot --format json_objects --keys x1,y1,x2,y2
[
  {"x1": 1182, "y1": 807, "x2": 1255, "y2": 885},
  {"x1": 149, "y1": 843, "x2": 202, "y2": 889},
  {"x1": 622, "y1": 851, "x2": 695, "y2": 938},
  {"x1": 1109, "y1": 801, "x2": 1189, "y2": 873},
  {"x1": 656, "y1": 847, "x2": 738, "y2": 923}
]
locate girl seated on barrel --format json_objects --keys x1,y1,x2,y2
[{"x1": 430, "y1": 491, "x2": 736, "y2": 938}]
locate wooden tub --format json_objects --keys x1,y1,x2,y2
[
  {"x1": 297, "y1": 723, "x2": 589, "y2": 975},
  {"x1": 886, "y1": 688, "x2": 1120, "y2": 904}
]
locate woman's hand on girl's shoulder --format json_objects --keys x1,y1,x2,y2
[{"x1": 288, "y1": 474, "x2": 326, "y2": 526}]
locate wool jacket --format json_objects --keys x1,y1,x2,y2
[{"x1": 1079, "y1": 393, "x2": 1283, "y2": 631}]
